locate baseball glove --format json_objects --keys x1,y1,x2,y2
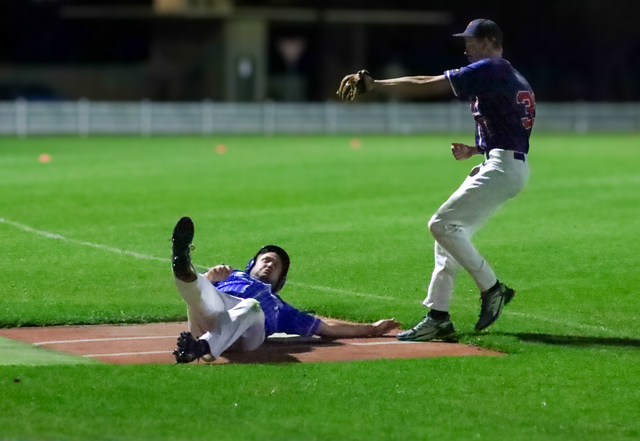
[{"x1": 336, "y1": 69, "x2": 372, "y2": 101}]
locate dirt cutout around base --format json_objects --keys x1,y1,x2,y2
[{"x1": 0, "y1": 322, "x2": 503, "y2": 365}]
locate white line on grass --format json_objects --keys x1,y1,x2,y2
[
  {"x1": 1, "y1": 217, "x2": 615, "y2": 335},
  {"x1": 0, "y1": 217, "x2": 167, "y2": 262},
  {"x1": 0, "y1": 217, "x2": 395, "y2": 302},
  {"x1": 287, "y1": 281, "x2": 395, "y2": 301}
]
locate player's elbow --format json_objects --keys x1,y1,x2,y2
[{"x1": 316, "y1": 321, "x2": 333, "y2": 337}]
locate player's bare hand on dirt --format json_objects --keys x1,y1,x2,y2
[
  {"x1": 205, "y1": 265, "x2": 234, "y2": 282},
  {"x1": 336, "y1": 70, "x2": 374, "y2": 101},
  {"x1": 451, "y1": 143, "x2": 478, "y2": 161},
  {"x1": 371, "y1": 319, "x2": 401, "y2": 336}
]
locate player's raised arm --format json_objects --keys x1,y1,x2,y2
[
  {"x1": 375, "y1": 75, "x2": 453, "y2": 98},
  {"x1": 374, "y1": 75, "x2": 448, "y2": 88},
  {"x1": 337, "y1": 72, "x2": 452, "y2": 101}
]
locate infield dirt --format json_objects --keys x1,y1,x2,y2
[{"x1": 0, "y1": 322, "x2": 503, "y2": 365}]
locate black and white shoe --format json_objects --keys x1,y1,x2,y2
[
  {"x1": 396, "y1": 316, "x2": 457, "y2": 342},
  {"x1": 475, "y1": 282, "x2": 515, "y2": 331}
]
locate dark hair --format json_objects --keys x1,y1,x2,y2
[{"x1": 245, "y1": 245, "x2": 290, "y2": 293}]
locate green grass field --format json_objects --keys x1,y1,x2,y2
[{"x1": 1, "y1": 134, "x2": 639, "y2": 440}]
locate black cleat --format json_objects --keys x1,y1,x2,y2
[
  {"x1": 172, "y1": 217, "x2": 196, "y2": 282},
  {"x1": 475, "y1": 282, "x2": 515, "y2": 331},
  {"x1": 173, "y1": 332, "x2": 210, "y2": 364}
]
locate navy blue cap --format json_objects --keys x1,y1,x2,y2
[{"x1": 453, "y1": 19, "x2": 503, "y2": 44}]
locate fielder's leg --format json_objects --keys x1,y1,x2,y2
[
  {"x1": 429, "y1": 154, "x2": 526, "y2": 292},
  {"x1": 428, "y1": 150, "x2": 528, "y2": 330},
  {"x1": 396, "y1": 243, "x2": 459, "y2": 342},
  {"x1": 424, "y1": 242, "x2": 461, "y2": 312}
]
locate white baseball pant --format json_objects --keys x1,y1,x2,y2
[
  {"x1": 424, "y1": 149, "x2": 529, "y2": 312},
  {"x1": 174, "y1": 274, "x2": 266, "y2": 357}
]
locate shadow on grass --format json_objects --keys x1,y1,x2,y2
[{"x1": 500, "y1": 332, "x2": 640, "y2": 348}]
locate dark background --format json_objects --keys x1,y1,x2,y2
[{"x1": 1, "y1": 0, "x2": 639, "y2": 101}]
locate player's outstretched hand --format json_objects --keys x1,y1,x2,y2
[
  {"x1": 451, "y1": 143, "x2": 478, "y2": 161},
  {"x1": 371, "y1": 318, "x2": 401, "y2": 336},
  {"x1": 205, "y1": 265, "x2": 234, "y2": 282}
]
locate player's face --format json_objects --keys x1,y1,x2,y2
[
  {"x1": 250, "y1": 252, "x2": 283, "y2": 287},
  {"x1": 463, "y1": 37, "x2": 490, "y2": 62}
]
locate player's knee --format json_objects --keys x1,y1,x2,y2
[
  {"x1": 429, "y1": 215, "x2": 459, "y2": 239},
  {"x1": 428, "y1": 215, "x2": 445, "y2": 238}
]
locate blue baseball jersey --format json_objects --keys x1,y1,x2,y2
[
  {"x1": 445, "y1": 57, "x2": 535, "y2": 154},
  {"x1": 214, "y1": 271, "x2": 321, "y2": 337}
]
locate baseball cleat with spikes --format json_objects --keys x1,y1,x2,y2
[
  {"x1": 475, "y1": 282, "x2": 515, "y2": 331},
  {"x1": 173, "y1": 332, "x2": 211, "y2": 364},
  {"x1": 172, "y1": 217, "x2": 196, "y2": 282},
  {"x1": 396, "y1": 316, "x2": 457, "y2": 342}
]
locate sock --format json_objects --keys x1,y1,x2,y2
[
  {"x1": 482, "y1": 280, "x2": 501, "y2": 296},
  {"x1": 428, "y1": 309, "x2": 450, "y2": 321}
]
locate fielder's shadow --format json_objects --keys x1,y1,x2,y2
[
  {"x1": 221, "y1": 336, "x2": 343, "y2": 364},
  {"x1": 500, "y1": 332, "x2": 640, "y2": 348}
]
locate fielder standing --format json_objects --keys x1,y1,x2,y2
[{"x1": 336, "y1": 19, "x2": 535, "y2": 341}]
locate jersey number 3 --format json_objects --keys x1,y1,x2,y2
[{"x1": 516, "y1": 91, "x2": 536, "y2": 130}]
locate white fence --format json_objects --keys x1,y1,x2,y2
[{"x1": 2, "y1": 100, "x2": 640, "y2": 136}]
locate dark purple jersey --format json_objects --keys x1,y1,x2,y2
[{"x1": 445, "y1": 57, "x2": 535, "y2": 154}]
